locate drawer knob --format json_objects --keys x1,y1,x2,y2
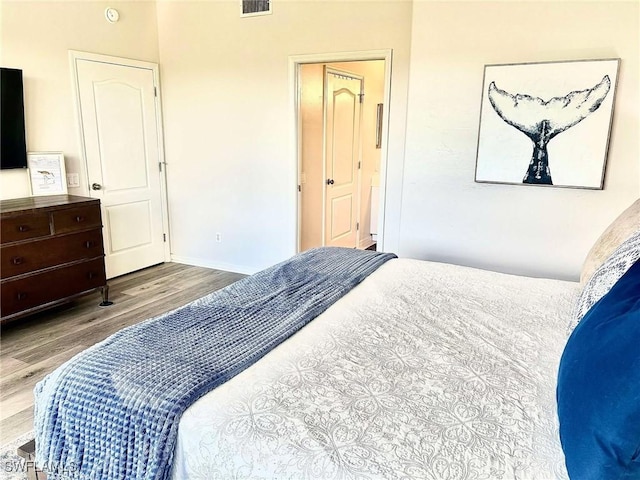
[
  {"x1": 18, "y1": 225, "x2": 30, "y2": 232},
  {"x1": 16, "y1": 292, "x2": 28, "y2": 301},
  {"x1": 11, "y1": 257, "x2": 23, "y2": 265},
  {"x1": 85, "y1": 240, "x2": 95, "y2": 248},
  {"x1": 75, "y1": 215, "x2": 85, "y2": 223},
  {"x1": 87, "y1": 272, "x2": 95, "y2": 280}
]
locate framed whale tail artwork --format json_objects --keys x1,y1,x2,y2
[{"x1": 474, "y1": 58, "x2": 620, "y2": 189}]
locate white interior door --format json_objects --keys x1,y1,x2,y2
[
  {"x1": 324, "y1": 68, "x2": 363, "y2": 248},
  {"x1": 73, "y1": 55, "x2": 167, "y2": 279}
]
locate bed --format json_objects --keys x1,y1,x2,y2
[{"x1": 31, "y1": 200, "x2": 640, "y2": 480}]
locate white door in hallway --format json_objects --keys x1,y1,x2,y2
[
  {"x1": 324, "y1": 68, "x2": 363, "y2": 248},
  {"x1": 73, "y1": 54, "x2": 168, "y2": 279}
]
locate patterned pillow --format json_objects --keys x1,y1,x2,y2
[
  {"x1": 569, "y1": 228, "x2": 640, "y2": 332},
  {"x1": 580, "y1": 199, "x2": 640, "y2": 284}
]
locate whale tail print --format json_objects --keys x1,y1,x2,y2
[{"x1": 487, "y1": 75, "x2": 611, "y2": 185}]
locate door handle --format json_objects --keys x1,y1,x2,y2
[
  {"x1": 326, "y1": 179, "x2": 335, "y2": 185},
  {"x1": 92, "y1": 183, "x2": 102, "y2": 190}
]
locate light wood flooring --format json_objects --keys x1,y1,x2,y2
[{"x1": 0, "y1": 262, "x2": 245, "y2": 444}]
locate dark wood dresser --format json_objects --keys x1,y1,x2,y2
[{"x1": 1, "y1": 195, "x2": 110, "y2": 324}]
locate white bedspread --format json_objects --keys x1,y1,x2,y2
[{"x1": 171, "y1": 258, "x2": 580, "y2": 480}]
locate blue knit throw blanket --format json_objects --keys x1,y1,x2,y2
[{"x1": 34, "y1": 247, "x2": 396, "y2": 480}]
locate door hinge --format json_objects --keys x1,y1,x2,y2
[
  {"x1": 358, "y1": 161, "x2": 361, "y2": 169},
  {"x1": 154, "y1": 86, "x2": 158, "y2": 97},
  {"x1": 356, "y1": 222, "x2": 360, "y2": 231},
  {"x1": 298, "y1": 185, "x2": 301, "y2": 192},
  {"x1": 358, "y1": 93, "x2": 364, "y2": 104},
  {"x1": 159, "y1": 162, "x2": 163, "y2": 172},
  {"x1": 163, "y1": 233, "x2": 167, "y2": 242}
]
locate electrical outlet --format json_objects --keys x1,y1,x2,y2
[
  {"x1": 66, "y1": 173, "x2": 80, "y2": 188},
  {"x1": 215, "y1": 233, "x2": 222, "y2": 242}
]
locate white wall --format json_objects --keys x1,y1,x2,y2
[
  {"x1": 0, "y1": 1, "x2": 160, "y2": 200},
  {"x1": 157, "y1": 1, "x2": 412, "y2": 273},
  {"x1": 4, "y1": 0, "x2": 637, "y2": 281},
  {"x1": 401, "y1": 1, "x2": 639, "y2": 280}
]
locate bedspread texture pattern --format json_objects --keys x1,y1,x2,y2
[
  {"x1": 172, "y1": 259, "x2": 579, "y2": 480},
  {"x1": 33, "y1": 247, "x2": 396, "y2": 480}
]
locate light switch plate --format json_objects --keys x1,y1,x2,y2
[{"x1": 66, "y1": 173, "x2": 80, "y2": 188}]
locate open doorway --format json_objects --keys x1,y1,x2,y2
[{"x1": 297, "y1": 59, "x2": 386, "y2": 252}]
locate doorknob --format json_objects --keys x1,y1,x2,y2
[
  {"x1": 326, "y1": 179, "x2": 335, "y2": 185},
  {"x1": 92, "y1": 183, "x2": 102, "y2": 190}
]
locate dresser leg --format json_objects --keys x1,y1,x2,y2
[
  {"x1": 17, "y1": 440, "x2": 48, "y2": 480},
  {"x1": 99, "y1": 285, "x2": 113, "y2": 307}
]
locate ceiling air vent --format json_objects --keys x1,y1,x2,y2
[{"x1": 241, "y1": 0, "x2": 271, "y2": 17}]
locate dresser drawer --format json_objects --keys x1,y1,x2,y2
[
  {"x1": 53, "y1": 205, "x2": 102, "y2": 234},
  {"x1": 1, "y1": 229, "x2": 105, "y2": 279},
  {"x1": 1, "y1": 213, "x2": 50, "y2": 244},
  {"x1": 1, "y1": 258, "x2": 106, "y2": 317}
]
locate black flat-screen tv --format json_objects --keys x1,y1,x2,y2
[{"x1": 0, "y1": 67, "x2": 28, "y2": 169}]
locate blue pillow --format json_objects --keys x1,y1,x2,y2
[{"x1": 557, "y1": 258, "x2": 640, "y2": 479}]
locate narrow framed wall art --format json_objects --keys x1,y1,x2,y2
[
  {"x1": 27, "y1": 152, "x2": 68, "y2": 196},
  {"x1": 474, "y1": 58, "x2": 620, "y2": 189}
]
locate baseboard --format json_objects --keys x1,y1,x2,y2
[{"x1": 170, "y1": 255, "x2": 256, "y2": 275}]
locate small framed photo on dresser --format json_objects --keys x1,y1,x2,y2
[{"x1": 27, "y1": 152, "x2": 68, "y2": 196}]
